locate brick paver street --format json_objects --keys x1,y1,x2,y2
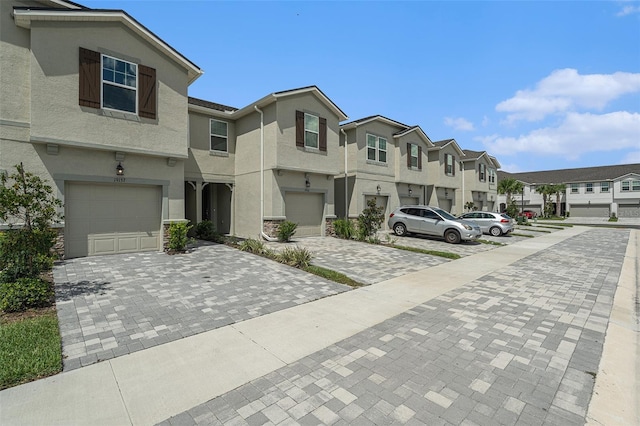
[{"x1": 161, "y1": 228, "x2": 628, "y2": 425}]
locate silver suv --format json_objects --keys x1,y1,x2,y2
[
  {"x1": 458, "y1": 212, "x2": 514, "y2": 236},
  {"x1": 388, "y1": 205, "x2": 482, "y2": 244}
]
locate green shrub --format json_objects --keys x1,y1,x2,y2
[
  {"x1": 277, "y1": 221, "x2": 298, "y2": 242},
  {"x1": 277, "y1": 246, "x2": 312, "y2": 268},
  {"x1": 609, "y1": 213, "x2": 618, "y2": 222},
  {"x1": 357, "y1": 198, "x2": 385, "y2": 240},
  {"x1": 0, "y1": 228, "x2": 56, "y2": 282},
  {"x1": 333, "y1": 219, "x2": 355, "y2": 239},
  {"x1": 239, "y1": 238, "x2": 267, "y2": 254},
  {"x1": 0, "y1": 278, "x2": 53, "y2": 313},
  {"x1": 565, "y1": 211, "x2": 570, "y2": 218},
  {"x1": 194, "y1": 220, "x2": 223, "y2": 242},
  {"x1": 168, "y1": 222, "x2": 192, "y2": 252}
]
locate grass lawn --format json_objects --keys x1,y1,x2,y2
[
  {"x1": 391, "y1": 244, "x2": 461, "y2": 260},
  {"x1": 304, "y1": 265, "x2": 364, "y2": 288},
  {"x1": 0, "y1": 308, "x2": 62, "y2": 390}
]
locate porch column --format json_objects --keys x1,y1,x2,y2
[{"x1": 195, "y1": 181, "x2": 202, "y2": 224}]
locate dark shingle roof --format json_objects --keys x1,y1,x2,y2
[
  {"x1": 461, "y1": 149, "x2": 486, "y2": 160},
  {"x1": 188, "y1": 96, "x2": 238, "y2": 112},
  {"x1": 432, "y1": 139, "x2": 455, "y2": 147},
  {"x1": 498, "y1": 163, "x2": 640, "y2": 184}
]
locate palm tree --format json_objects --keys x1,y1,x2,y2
[
  {"x1": 535, "y1": 184, "x2": 555, "y2": 217},
  {"x1": 497, "y1": 178, "x2": 524, "y2": 205},
  {"x1": 550, "y1": 183, "x2": 566, "y2": 216}
]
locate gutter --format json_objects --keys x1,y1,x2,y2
[
  {"x1": 341, "y1": 128, "x2": 348, "y2": 219},
  {"x1": 254, "y1": 106, "x2": 278, "y2": 242}
]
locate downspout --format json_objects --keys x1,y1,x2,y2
[
  {"x1": 341, "y1": 128, "x2": 348, "y2": 219},
  {"x1": 255, "y1": 105, "x2": 278, "y2": 242},
  {"x1": 460, "y1": 160, "x2": 464, "y2": 212}
]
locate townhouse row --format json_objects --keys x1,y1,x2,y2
[
  {"x1": 1, "y1": 0, "x2": 499, "y2": 258},
  {"x1": 497, "y1": 165, "x2": 640, "y2": 218}
]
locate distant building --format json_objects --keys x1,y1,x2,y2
[{"x1": 497, "y1": 164, "x2": 640, "y2": 218}]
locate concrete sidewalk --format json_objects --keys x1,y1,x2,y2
[{"x1": 0, "y1": 226, "x2": 636, "y2": 425}]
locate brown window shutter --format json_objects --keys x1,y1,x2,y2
[
  {"x1": 79, "y1": 47, "x2": 100, "y2": 108},
  {"x1": 296, "y1": 111, "x2": 304, "y2": 147},
  {"x1": 418, "y1": 146, "x2": 422, "y2": 169},
  {"x1": 138, "y1": 65, "x2": 157, "y2": 119},
  {"x1": 319, "y1": 117, "x2": 327, "y2": 152},
  {"x1": 444, "y1": 154, "x2": 449, "y2": 174},
  {"x1": 452, "y1": 155, "x2": 456, "y2": 176},
  {"x1": 407, "y1": 143, "x2": 411, "y2": 167}
]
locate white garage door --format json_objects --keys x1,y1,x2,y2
[
  {"x1": 570, "y1": 204, "x2": 609, "y2": 218},
  {"x1": 618, "y1": 204, "x2": 640, "y2": 218},
  {"x1": 65, "y1": 183, "x2": 162, "y2": 258},
  {"x1": 285, "y1": 192, "x2": 324, "y2": 237}
]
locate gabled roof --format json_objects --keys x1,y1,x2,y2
[
  {"x1": 488, "y1": 155, "x2": 501, "y2": 169},
  {"x1": 461, "y1": 149, "x2": 495, "y2": 164},
  {"x1": 13, "y1": 6, "x2": 203, "y2": 84},
  {"x1": 429, "y1": 139, "x2": 466, "y2": 157},
  {"x1": 498, "y1": 163, "x2": 640, "y2": 185},
  {"x1": 393, "y1": 126, "x2": 434, "y2": 147},
  {"x1": 340, "y1": 115, "x2": 409, "y2": 130},
  {"x1": 231, "y1": 85, "x2": 348, "y2": 121},
  {"x1": 188, "y1": 97, "x2": 238, "y2": 113}
]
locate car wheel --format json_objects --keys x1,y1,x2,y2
[
  {"x1": 444, "y1": 229, "x2": 461, "y2": 244},
  {"x1": 489, "y1": 226, "x2": 502, "y2": 237},
  {"x1": 393, "y1": 223, "x2": 407, "y2": 237}
]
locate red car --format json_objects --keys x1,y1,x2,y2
[{"x1": 520, "y1": 210, "x2": 537, "y2": 219}]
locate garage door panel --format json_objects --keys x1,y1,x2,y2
[
  {"x1": 618, "y1": 204, "x2": 640, "y2": 217},
  {"x1": 570, "y1": 204, "x2": 609, "y2": 217},
  {"x1": 285, "y1": 192, "x2": 323, "y2": 237},
  {"x1": 66, "y1": 183, "x2": 162, "y2": 258}
]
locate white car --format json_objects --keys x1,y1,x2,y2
[{"x1": 458, "y1": 212, "x2": 514, "y2": 236}]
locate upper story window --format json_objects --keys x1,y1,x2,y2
[
  {"x1": 570, "y1": 183, "x2": 579, "y2": 193},
  {"x1": 367, "y1": 134, "x2": 387, "y2": 163},
  {"x1": 445, "y1": 153, "x2": 455, "y2": 176},
  {"x1": 622, "y1": 180, "x2": 640, "y2": 191},
  {"x1": 102, "y1": 55, "x2": 137, "y2": 113},
  {"x1": 408, "y1": 143, "x2": 421, "y2": 169},
  {"x1": 304, "y1": 113, "x2": 319, "y2": 148},
  {"x1": 295, "y1": 111, "x2": 327, "y2": 152},
  {"x1": 601, "y1": 182, "x2": 610, "y2": 193},
  {"x1": 210, "y1": 119, "x2": 228, "y2": 152},
  {"x1": 79, "y1": 47, "x2": 157, "y2": 119},
  {"x1": 585, "y1": 182, "x2": 593, "y2": 193},
  {"x1": 489, "y1": 169, "x2": 496, "y2": 184},
  {"x1": 479, "y1": 164, "x2": 486, "y2": 182}
]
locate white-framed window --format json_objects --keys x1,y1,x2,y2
[
  {"x1": 445, "y1": 154, "x2": 455, "y2": 176},
  {"x1": 366, "y1": 134, "x2": 387, "y2": 163},
  {"x1": 479, "y1": 164, "x2": 486, "y2": 182},
  {"x1": 210, "y1": 119, "x2": 228, "y2": 152},
  {"x1": 570, "y1": 183, "x2": 579, "y2": 193},
  {"x1": 600, "y1": 182, "x2": 609, "y2": 193},
  {"x1": 489, "y1": 169, "x2": 496, "y2": 184},
  {"x1": 102, "y1": 54, "x2": 137, "y2": 113},
  {"x1": 585, "y1": 182, "x2": 593, "y2": 193},
  {"x1": 304, "y1": 113, "x2": 319, "y2": 148},
  {"x1": 410, "y1": 144, "x2": 419, "y2": 168},
  {"x1": 622, "y1": 180, "x2": 640, "y2": 191}
]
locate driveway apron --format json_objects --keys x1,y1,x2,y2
[{"x1": 54, "y1": 243, "x2": 349, "y2": 370}]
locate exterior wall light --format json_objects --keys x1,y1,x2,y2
[
  {"x1": 305, "y1": 173, "x2": 310, "y2": 189},
  {"x1": 376, "y1": 184, "x2": 381, "y2": 194},
  {"x1": 408, "y1": 185, "x2": 412, "y2": 196},
  {"x1": 116, "y1": 162, "x2": 124, "y2": 176}
]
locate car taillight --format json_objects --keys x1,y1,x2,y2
[
  {"x1": 389, "y1": 213, "x2": 395, "y2": 218},
  {"x1": 501, "y1": 219, "x2": 510, "y2": 223}
]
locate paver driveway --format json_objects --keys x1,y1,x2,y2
[
  {"x1": 162, "y1": 228, "x2": 629, "y2": 425},
  {"x1": 54, "y1": 243, "x2": 350, "y2": 370}
]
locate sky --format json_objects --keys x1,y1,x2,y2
[{"x1": 83, "y1": 0, "x2": 640, "y2": 173}]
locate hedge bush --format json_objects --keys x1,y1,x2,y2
[
  {"x1": 277, "y1": 221, "x2": 298, "y2": 242},
  {"x1": 0, "y1": 278, "x2": 53, "y2": 313}
]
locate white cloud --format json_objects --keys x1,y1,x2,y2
[
  {"x1": 479, "y1": 111, "x2": 640, "y2": 159},
  {"x1": 617, "y1": 5, "x2": 640, "y2": 16},
  {"x1": 482, "y1": 116, "x2": 490, "y2": 127},
  {"x1": 498, "y1": 163, "x2": 524, "y2": 173},
  {"x1": 444, "y1": 117, "x2": 475, "y2": 131},
  {"x1": 496, "y1": 69, "x2": 640, "y2": 122}
]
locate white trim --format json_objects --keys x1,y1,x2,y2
[
  {"x1": 101, "y1": 53, "x2": 138, "y2": 115},
  {"x1": 304, "y1": 113, "x2": 319, "y2": 149}
]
